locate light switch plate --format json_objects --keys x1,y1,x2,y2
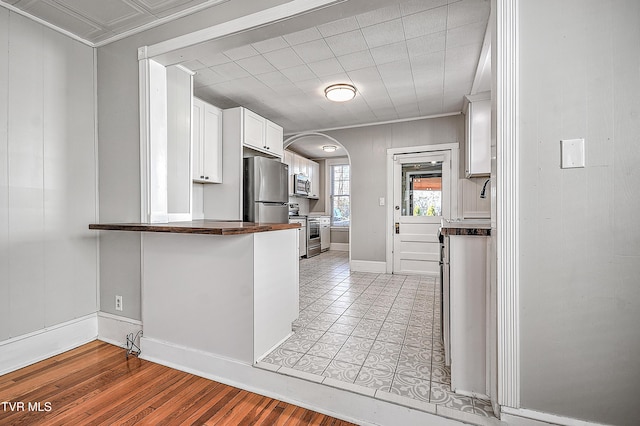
[
  {"x1": 561, "y1": 138, "x2": 585, "y2": 169},
  {"x1": 379, "y1": 197, "x2": 385, "y2": 206}
]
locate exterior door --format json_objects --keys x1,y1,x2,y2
[{"x1": 393, "y1": 151, "x2": 451, "y2": 275}]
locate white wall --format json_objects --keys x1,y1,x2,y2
[
  {"x1": 96, "y1": 0, "x2": 290, "y2": 320},
  {"x1": 519, "y1": 1, "x2": 640, "y2": 424},
  {"x1": 324, "y1": 115, "x2": 464, "y2": 263},
  {"x1": 0, "y1": 9, "x2": 97, "y2": 341}
]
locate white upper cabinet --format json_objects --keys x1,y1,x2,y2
[
  {"x1": 283, "y1": 150, "x2": 294, "y2": 195},
  {"x1": 464, "y1": 92, "x2": 491, "y2": 177},
  {"x1": 308, "y1": 160, "x2": 319, "y2": 199},
  {"x1": 192, "y1": 97, "x2": 222, "y2": 183},
  {"x1": 227, "y1": 107, "x2": 283, "y2": 158},
  {"x1": 266, "y1": 120, "x2": 284, "y2": 158},
  {"x1": 243, "y1": 108, "x2": 266, "y2": 152}
]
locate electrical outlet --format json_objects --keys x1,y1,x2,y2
[{"x1": 115, "y1": 295, "x2": 123, "y2": 311}]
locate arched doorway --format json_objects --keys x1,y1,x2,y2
[{"x1": 284, "y1": 132, "x2": 351, "y2": 262}]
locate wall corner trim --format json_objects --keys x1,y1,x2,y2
[
  {"x1": 0, "y1": 314, "x2": 98, "y2": 376},
  {"x1": 496, "y1": 0, "x2": 520, "y2": 409},
  {"x1": 97, "y1": 312, "x2": 143, "y2": 349},
  {"x1": 350, "y1": 260, "x2": 386, "y2": 274},
  {"x1": 501, "y1": 406, "x2": 609, "y2": 426}
]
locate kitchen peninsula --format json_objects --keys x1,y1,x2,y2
[{"x1": 89, "y1": 220, "x2": 300, "y2": 366}]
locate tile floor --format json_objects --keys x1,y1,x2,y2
[{"x1": 258, "y1": 251, "x2": 496, "y2": 423}]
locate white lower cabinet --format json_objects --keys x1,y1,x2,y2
[
  {"x1": 449, "y1": 234, "x2": 490, "y2": 397},
  {"x1": 192, "y1": 97, "x2": 222, "y2": 183}
]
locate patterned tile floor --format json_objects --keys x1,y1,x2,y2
[{"x1": 258, "y1": 251, "x2": 496, "y2": 422}]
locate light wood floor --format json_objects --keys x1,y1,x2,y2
[{"x1": 0, "y1": 340, "x2": 356, "y2": 425}]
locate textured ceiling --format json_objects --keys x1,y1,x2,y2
[
  {"x1": 1, "y1": 0, "x2": 229, "y2": 44},
  {"x1": 185, "y1": 0, "x2": 491, "y2": 135},
  {"x1": 2, "y1": 0, "x2": 492, "y2": 158}
]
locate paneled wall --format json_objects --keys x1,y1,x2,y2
[
  {"x1": 0, "y1": 10, "x2": 97, "y2": 341},
  {"x1": 519, "y1": 1, "x2": 640, "y2": 424},
  {"x1": 325, "y1": 115, "x2": 465, "y2": 263}
]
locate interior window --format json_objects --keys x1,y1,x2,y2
[{"x1": 330, "y1": 164, "x2": 350, "y2": 227}]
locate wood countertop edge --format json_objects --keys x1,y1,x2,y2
[
  {"x1": 89, "y1": 222, "x2": 300, "y2": 235},
  {"x1": 439, "y1": 227, "x2": 491, "y2": 237}
]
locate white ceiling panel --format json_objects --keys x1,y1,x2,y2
[
  {"x1": 282, "y1": 27, "x2": 323, "y2": 46},
  {"x1": 336, "y1": 50, "x2": 376, "y2": 72},
  {"x1": 360, "y1": 18, "x2": 405, "y2": 48},
  {"x1": 316, "y1": 16, "x2": 359, "y2": 37},
  {"x1": 402, "y1": 6, "x2": 448, "y2": 39},
  {"x1": 222, "y1": 44, "x2": 259, "y2": 61},
  {"x1": 57, "y1": 0, "x2": 142, "y2": 27},
  {"x1": 307, "y1": 57, "x2": 345, "y2": 78},
  {"x1": 23, "y1": 0, "x2": 103, "y2": 39},
  {"x1": 262, "y1": 47, "x2": 305, "y2": 70},
  {"x1": 6, "y1": 0, "x2": 491, "y2": 142},
  {"x1": 406, "y1": 31, "x2": 446, "y2": 57},
  {"x1": 251, "y1": 36, "x2": 289, "y2": 54},
  {"x1": 236, "y1": 55, "x2": 277, "y2": 75},
  {"x1": 4, "y1": 0, "x2": 227, "y2": 44},
  {"x1": 355, "y1": 4, "x2": 401, "y2": 28},
  {"x1": 279, "y1": 64, "x2": 317, "y2": 83},
  {"x1": 291, "y1": 39, "x2": 334, "y2": 63},
  {"x1": 399, "y1": 0, "x2": 450, "y2": 16},
  {"x1": 324, "y1": 30, "x2": 368, "y2": 57},
  {"x1": 210, "y1": 61, "x2": 249, "y2": 81},
  {"x1": 198, "y1": 52, "x2": 231, "y2": 68},
  {"x1": 370, "y1": 41, "x2": 409, "y2": 65},
  {"x1": 447, "y1": 0, "x2": 491, "y2": 28}
]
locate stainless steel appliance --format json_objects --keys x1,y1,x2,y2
[
  {"x1": 307, "y1": 217, "x2": 321, "y2": 257},
  {"x1": 293, "y1": 173, "x2": 310, "y2": 196},
  {"x1": 243, "y1": 157, "x2": 288, "y2": 223},
  {"x1": 319, "y1": 216, "x2": 330, "y2": 252}
]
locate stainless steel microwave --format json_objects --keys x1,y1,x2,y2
[{"x1": 293, "y1": 174, "x2": 310, "y2": 196}]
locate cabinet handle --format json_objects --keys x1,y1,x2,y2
[
  {"x1": 200, "y1": 175, "x2": 204, "y2": 179},
  {"x1": 205, "y1": 176, "x2": 209, "y2": 180}
]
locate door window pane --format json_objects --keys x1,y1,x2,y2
[{"x1": 401, "y1": 161, "x2": 443, "y2": 216}]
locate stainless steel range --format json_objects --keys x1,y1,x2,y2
[
  {"x1": 288, "y1": 203, "x2": 320, "y2": 258},
  {"x1": 306, "y1": 217, "x2": 321, "y2": 258}
]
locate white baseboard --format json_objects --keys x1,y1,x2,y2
[
  {"x1": 140, "y1": 336, "x2": 461, "y2": 426},
  {"x1": 501, "y1": 406, "x2": 609, "y2": 426},
  {"x1": 0, "y1": 314, "x2": 98, "y2": 376},
  {"x1": 97, "y1": 312, "x2": 143, "y2": 348},
  {"x1": 330, "y1": 243, "x2": 349, "y2": 252},
  {"x1": 350, "y1": 259, "x2": 386, "y2": 273}
]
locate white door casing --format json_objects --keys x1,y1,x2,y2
[{"x1": 387, "y1": 144, "x2": 458, "y2": 275}]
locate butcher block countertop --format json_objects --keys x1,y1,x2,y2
[
  {"x1": 439, "y1": 219, "x2": 491, "y2": 237},
  {"x1": 89, "y1": 220, "x2": 300, "y2": 235}
]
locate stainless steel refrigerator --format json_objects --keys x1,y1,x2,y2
[{"x1": 243, "y1": 157, "x2": 289, "y2": 223}]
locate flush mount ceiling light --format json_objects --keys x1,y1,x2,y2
[
  {"x1": 324, "y1": 83, "x2": 356, "y2": 102},
  {"x1": 322, "y1": 145, "x2": 338, "y2": 153}
]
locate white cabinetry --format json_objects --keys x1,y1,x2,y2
[
  {"x1": 464, "y1": 92, "x2": 491, "y2": 177},
  {"x1": 308, "y1": 161, "x2": 320, "y2": 199},
  {"x1": 266, "y1": 120, "x2": 284, "y2": 158},
  {"x1": 449, "y1": 233, "x2": 490, "y2": 397},
  {"x1": 226, "y1": 107, "x2": 283, "y2": 158},
  {"x1": 192, "y1": 97, "x2": 222, "y2": 183},
  {"x1": 284, "y1": 149, "x2": 319, "y2": 199},
  {"x1": 284, "y1": 150, "x2": 295, "y2": 195}
]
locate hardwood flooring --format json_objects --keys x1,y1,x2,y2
[{"x1": 0, "y1": 340, "x2": 356, "y2": 425}]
